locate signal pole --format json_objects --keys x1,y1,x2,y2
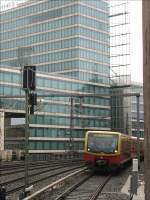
[
  {"x1": 69, "y1": 97, "x2": 74, "y2": 151},
  {"x1": 22, "y1": 66, "x2": 36, "y2": 197},
  {"x1": 136, "y1": 95, "x2": 140, "y2": 169},
  {"x1": 25, "y1": 89, "x2": 29, "y2": 189}
]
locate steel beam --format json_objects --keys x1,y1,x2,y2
[{"x1": 0, "y1": 92, "x2": 140, "y2": 99}]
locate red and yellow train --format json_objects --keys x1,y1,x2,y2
[{"x1": 83, "y1": 131, "x2": 144, "y2": 171}]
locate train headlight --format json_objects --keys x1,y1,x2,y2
[
  {"x1": 114, "y1": 150, "x2": 118, "y2": 153},
  {"x1": 87, "y1": 148, "x2": 90, "y2": 152}
]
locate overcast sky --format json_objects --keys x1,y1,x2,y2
[
  {"x1": 1, "y1": 0, "x2": 143, "y2": 83},
  {"x1": 129, "y1": 0, "x2": 143, "y2": 83}
]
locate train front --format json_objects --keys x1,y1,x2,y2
[{"x1": 84, "y1": 131, "x2": 120, "y2": 171}]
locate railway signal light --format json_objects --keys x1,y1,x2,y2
[
  {"x1": 28, "y1": 93, "x2": 37, "y2": 114},
  {"x1": 23, "y1": 66, "x2": 36, "y2": 90}
]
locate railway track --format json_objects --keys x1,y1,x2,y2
[
  {"x1": 5, "y1": 164, "x2": 85, "y2": 199},
  {"x1": 0, "y1": 160, "x2": 50, "y2": 169},
  {"x1": 0, "y1": 159, "x2": 82, "y2": 171},
  {"x1": 54, "y1": 174, "x2": 111, "y2": 200},
  {"x1": 0, "y1": 160, "x2": 84, "y2": 176},
  {"x1": 2, "y1": 162, "x2": 84, "y2": 186},
  {"x1": 88, "y1": 176, "x2": 111, "y2": 200},
  {"x1": 21, "y1": 167, "x2": 87, "y2": 200},
  {"x1": 9, "y1": 164, "x2": 136, "y2": 200}
]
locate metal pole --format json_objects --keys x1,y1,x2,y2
[
  {"x1": 126, "y1": 113, "x2": 129, "y2": 135},
  {"x1": 136, "y1": 95, "x2": 140, "y2": 169},
  {"x1": 69, "y1": 97, "x2": 74, "y2": 151},
  {"x1": 25, "y1": 89, "x2": 29, "y2": 190}
]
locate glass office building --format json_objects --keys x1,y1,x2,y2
[
  {"x1": 0, "y1": 0, "x2": 110, "y2": 154},
  {"x1": 131, "y1": 82, "x2": 144, "y2": 138}
]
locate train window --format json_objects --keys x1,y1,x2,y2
[{"x1": 87, "y1": 133, "x2": 118, "y2": 153}]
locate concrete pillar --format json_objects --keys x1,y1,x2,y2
[
  {"x1": 0, "y1": 112, "x2": 5, "y2": 150},
  {"x1": 142, "y1": 1, "x2": 150, "y2": 200}
]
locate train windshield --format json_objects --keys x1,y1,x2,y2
[{"x1": 87, "y1": 133, "x2": 118, "y2": 153}]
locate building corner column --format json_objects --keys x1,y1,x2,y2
[{"x1": 142, "y1": 0, "x2": 150, "y2": 199}]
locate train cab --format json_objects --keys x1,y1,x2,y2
[{"x1": 84, "y1": 131, "x2": 144, "y2": 171}]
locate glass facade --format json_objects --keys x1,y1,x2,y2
[
  {"x1": 131, "y1": 83, "x2": 144, "y2": 138},
  {"x1": 0, "y1": 0, "x2": 111, "y2": 153}
]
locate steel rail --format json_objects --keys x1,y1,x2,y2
[
  {"x1": 88, "y1": 175, "x2": 112, "y2": 200},
  {"x1": 54, "y1": 173, "x2": 93, "y2": 200},
  {"x1": 0, "y1": 161, "x2": 55, "y2": 171},
  {"x1": 1, "y1": 160, "x2": 85, "y2": 176},
  {"x1": 1, "y1": 162, "x2": 69, "y2": 176},
  {"x1": 22, "y1": 167, "x2": 87, "y2": 200},
  {"x1": 6, "y1": 165, "x2": 85, "y2": 195},
  {"x1": 3, "y1": 163, "x2": 84, "y2": 186},
  {"x1": 0, "y1": 160, "x2": 54, "y2": 169},
  {"x1": 0, "y1": 159, "x2": 83, "y2": 170}
]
